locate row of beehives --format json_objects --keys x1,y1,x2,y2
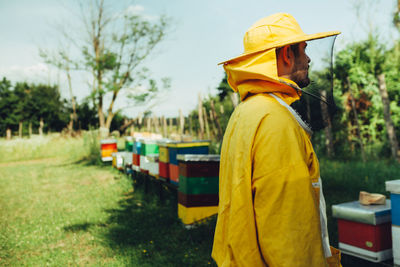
[
  {"x1": 100, "y1": 136, "x2": 219, "y2": 225},
  {"x1": 332, "y1": 181, "x2": 400, "y2": 265}
]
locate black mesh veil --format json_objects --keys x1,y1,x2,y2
[{"x1": 290, "y1": 36, "x2": 338, "y2": 132}]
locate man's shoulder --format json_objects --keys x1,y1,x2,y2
[{"x1": 239, "y1": 93, "x2": 278, "y2": 112}]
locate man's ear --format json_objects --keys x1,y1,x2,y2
[{"x1": 281, "y1": 46, "x2": 293, "y2": 67}]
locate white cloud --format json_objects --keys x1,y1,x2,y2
[
  {"x1": 125, "y1": 5, "x2": 145, "y2": 15},
  {"x1": 0, "y1": 63, "x2": 53, "y2": 83},
  {"x1": 123, "y1": 5, "x2": 157, "y2": 21}
]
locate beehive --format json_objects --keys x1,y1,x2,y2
[
  {"x1": 332, "y1": 200, "x2": 392, "y2": 262},
  {"x1": 177, "y1": 154, "x2": 219, "y2": 225},
  {"x1": 100, "y1": 139, "x2": 117, "y2": 162},
  {"x1": 167, "y1": 141, "x2": 210, "y2": 185}
]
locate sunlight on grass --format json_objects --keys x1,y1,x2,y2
[{"x1": 0, "y1": 134, "x2": 217, "y2": 266}]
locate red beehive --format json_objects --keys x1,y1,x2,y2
[{"x1": 332, "y1": 200, "x2": 392, "y2": 263}]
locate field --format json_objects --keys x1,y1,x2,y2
[{"x1": 0, "y1": 133, "x2": 399, "y2": 266}]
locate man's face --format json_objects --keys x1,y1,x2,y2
[{"x1": 291, "y1": 42, "x2": 311, "y2": 88}]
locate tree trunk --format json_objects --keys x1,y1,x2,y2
[
  {"x1": 29, "y1": 122, "x2": 32, "y2": 137},
  {"x1": 19, "y1": 121, "x2": 23, "y2": 138},
  {"x1": 39, "y1": 118, "x2": 44, "y2": 136},
  {"x1": 130, "y1": 125, "x2": 134, "y2": 136},
  {"x1": 347, "y1": 77, "x2": 366, "y2": 161},
  {"x1": 162, "y1": 116, "x2": 167, "y2": 137},
  {"x1": 98, "y1": 94, "x2": 105, "y2": 128},
  {"x1": 377, "y1": 74, "x2": 400, "y2": 161},
  {"x1": 320, "y1": 90, "x2": 334, "y2": 157},
  {"x1": 104, "y1": 89, "x2": 120, "y2": 131},
  {"x1": 203, "y1": 107, "x2": 210, "y2": 140},
  {"x1": 66, "y1": 67, "x2": 77, "y2": 131},
  {"x1": 68, "y1": 114, "x2": 73, "y2": 133},
  {"x1": 6, "y1": 128, "x2": 11, "y2": 140},
  {"x1": 198, "y1": 93, "x2": 204, "y2": 139}
]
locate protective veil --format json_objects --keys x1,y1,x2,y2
[{"x1": 212, "y1": 13, "x2": 341, "y2": 267}]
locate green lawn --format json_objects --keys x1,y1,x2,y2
[
  {"x1": 0, "y1": 134, "x2": 216, "y2": 266},
  {"x1": 0, "y1": 134, "x2": 399, "y2": 266}
]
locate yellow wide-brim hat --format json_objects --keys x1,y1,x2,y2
[{"x1": 219, "y1": 13, "x2": 340, "y2": 65}]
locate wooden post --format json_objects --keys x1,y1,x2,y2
[
  {"x1": 198, "y1": 93, "x2": 204, "y2": 139},
  {"x1": 203, "y1": 107, "x2": 210, "y2": 140},
  {"x1": 377, "y1": 74, "x2": 400, "y2": 162},
  {"x1": 19, "y1": 121, "x2": 23, "y2": 138},
  {"x1": 153, "y1": 115, "x2": 159, "y2": 133},
  {"x1": 347, "y1": 77, "x2": 366, "y2": 162},
  {"x1": 6, "y1": 128, "x2": 11, "y2": 140},
  {"x1": 39, "y1": 118, "x2": 44, "y2": 136},
  {"x1": 179, "y1": 109, "x2": 184, "y2": 137},
  {"x1": 146, "y1": 117, "x2": 151, "y2": 133},
  {"x1": 29, "y1": 122, "x2": 32, "y2": 137},
  {"x1": 209, "y1": 109, "x2": 217, "y2": 138},
  {"x1": 162, "y1": 116, "x2": 167, "y2": 138},
  {"x1": 168, "y1": 118, "x2": 173, "y2": 135},
  {"x1": 210, "y1": 100, "x2": 223, "y2": 139}
]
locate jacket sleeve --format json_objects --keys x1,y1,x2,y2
[{"x1": 251, "y1": 114, "x2": 328, "y2": 267}]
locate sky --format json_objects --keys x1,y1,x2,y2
[{"x1": 0, "y1": 0, "x2": 398, "y2": 118}]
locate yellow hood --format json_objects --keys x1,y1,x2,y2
[
  {"x1": 223, "y1": 48, "x2": 300, "y2": 103},
  {"x1": 222, "y1": 13, "x2": 340, "y2": 102}
]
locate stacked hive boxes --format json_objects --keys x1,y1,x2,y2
[
  {"x1": 139, "y1": 139, "x2": 159, "y2": 176},
  {"x1": 386, "y1": 180, "x2": 400, "y2": 266},
  {"x1": 158, "y1": 140, "x2": 172, "y2": 181},
  {"x1": 132, "y1": 139, "x2": 142, "y2": 172},
  {"x1": 100, "y1": 139, "x2": 117, "y2": 162},
  {"x1": 124, "y1": 137, "x2": 134, "y2": 174},
  {"x1": 167, "y1": 141, "x2": 210, "y2": 186},
  {"x1": 112, "y1": 152, "x2": 125, "y2": 170},
  {"x1": 177, "y1": 154, "x2": 219, "y2": 225},
  {"x1": 332, "y1": 200, "x2": 392, "y2": 262}
]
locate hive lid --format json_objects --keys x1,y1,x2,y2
[
  {"x1": 332, "y1": 200, "x2": 391, "y2": 225},
  {"x1": 177, "y1": 154, "x2": 220, "y2": 162},
  {"x1": 167, "y1": 140, "x2": 211, "y2": 148},
  {"x1": 386, "y1": 180, "x2": 400, "y2": 194},
  {"x1": 141, "y1": 139, "x2": 159, "y2": 145},
  {"x1": 100, "y1": 139, "x2": 117, "y2": 144},
  {"x1": 157, "y1": 139, "x2": 174, "y2": 146}
]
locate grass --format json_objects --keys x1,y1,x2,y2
[
  {"x1": 0, "y1": 133, "x2": 216, "y2": 266},
  {"x1": 1, "y1": 133, "x2": 399, "y2": 266}
]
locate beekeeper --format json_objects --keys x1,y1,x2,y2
[{"x1": 212, "y1": 13, "x2": 341, "y2": 267}]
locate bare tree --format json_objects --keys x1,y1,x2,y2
[{"x1": 79, "y1": 0, "x2": 171, "y2": 133}]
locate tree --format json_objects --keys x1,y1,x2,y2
[
  {"x1": 79, "y1": 0, "x2": 171, "y2": 134},
  {"x1": 40, "y1": 48, "x2": 78, "y2": 133},
  {"x1": 0, "y1": 78, "x2": 20, "y2": 137}
]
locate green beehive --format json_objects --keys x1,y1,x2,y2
[{"x1": 140, "y1": 139, "x2": 159, "y2": 156}]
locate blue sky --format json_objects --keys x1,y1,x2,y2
[{"x1": 0, "y1": 0, "x2": 397, "y2": 117}]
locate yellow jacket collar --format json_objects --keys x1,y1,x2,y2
[{"x1": 237, "y1": 79, "x2": 300, "y2": 105}]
